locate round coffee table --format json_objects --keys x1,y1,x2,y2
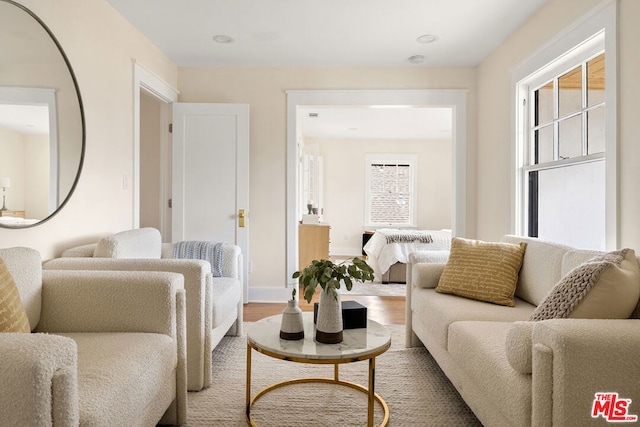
[{"x1": 246, "y1": 312, "x2": 391, "y2": 427}]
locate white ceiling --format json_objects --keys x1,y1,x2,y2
[
  {"x1": 0, "y1": 104, "x2": 49, "y2": 135},
  {"x1": 106, "y1": 0, "x2": 548, "y2": 67},
  {"x1": 106, "y1": 0, "x2": 548, "y2": 139}
]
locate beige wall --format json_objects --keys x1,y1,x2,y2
[
  {"x1": 476, "y1": 0, "x2": 640, "y2": 249},
  {"x1": 0, "y1": 0, "x2": 178, "y2": 259},
  {"x1": 306, "y1": 136, "x2": 452, "y2": 255},
  {"x1": 178, "y1": 67, "x2": 476, "y2": 288}
]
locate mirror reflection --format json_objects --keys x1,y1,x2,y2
[{"x1": 0, "y1": 0, "x2": 84, "y2": 228}]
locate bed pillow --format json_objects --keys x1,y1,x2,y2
[
  {"x1": 0, "y1": 258, "x2": 31, "y2": 333},
  {"x1": 435, "y1": 237, "x2": 527, "y2": 306},
  {"x1": 530, "y1": 249, "x2": 640, "y2": 320}
]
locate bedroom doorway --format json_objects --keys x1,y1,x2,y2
[{"x1": 286, "y1": 89, "x2": 467, "y2": 289}]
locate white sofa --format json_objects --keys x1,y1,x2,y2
[
  {"x1": 406, "y1": 235, "x2": 640, "y2": 427},
  {"x1": 44, "y1": 227, "x2": 243, "y2": 392},
  {"x1": 0, "y1": 246, "x2": 187, "y2": 426}
]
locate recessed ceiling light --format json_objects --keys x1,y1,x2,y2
[
  {"x1": 408, "y1": 55, "x2": 425, "y2": 64},
  {"x1": 212, "y1": 34, "x2": 234, "y2": 44},
  {"x1": 416, "y1": 34, "x2": 438, "y2": 44}
]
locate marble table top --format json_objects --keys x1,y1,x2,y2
[{"x1": 247, "y1": 312, "x2": 391, "y2": 362}]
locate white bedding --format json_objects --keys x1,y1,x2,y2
[
  {"x1": 0, "y1": 217, "x2": 40, "y2": 227},
  {"x1": 363, "y1": 228, "x2": 452, "y2": 276}
]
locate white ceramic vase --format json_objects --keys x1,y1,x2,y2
[
  {"x1": 280, "y1": 300, "x2": 304, "y2": 340},
  {"x1": 315, "y1": 287, "x2": 343, "y2": 344}
]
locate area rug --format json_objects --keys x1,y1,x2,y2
[{"x1": 186, "y1": 324, "x2": 481, "y2": 426}]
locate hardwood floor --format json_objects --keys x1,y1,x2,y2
[{"x1": 243, "y1": 288, "x2": 406, "y2": 325}]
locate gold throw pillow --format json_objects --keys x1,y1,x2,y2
[
  {"x1": 436, "y1": 237, "x2": 527, "y2": 307},
  {"x1": 0, "y1": 258, "x2": 31, "y2": 333}
]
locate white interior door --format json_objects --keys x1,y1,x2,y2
[{"x1": 172, "y1": 103, "x2": 249, "y2": 302}]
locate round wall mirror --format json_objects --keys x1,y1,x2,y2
[{"x1": 0, "y1": 0, "x2": 85, "y2": 228}]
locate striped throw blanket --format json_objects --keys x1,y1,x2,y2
[
  {"x1": 173, "y1": 241, "x2": 226, "y2": 277},
  {"x1": 385, "y1": 232, "x2": 433, "y2": 244}
]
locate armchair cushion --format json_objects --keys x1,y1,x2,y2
[
  {"x1": 58, "y1": 332, "x2": 177, "y2": 426},
  {"x1": 436, "y1": 237, "x2": 527, "y2": 307},
  {"x1": 93, "y1": 227, "x2": 162, "y2": 259},
  {"x1": 530, "y1": 248, "x2": 640, "y2": 321},
  {"x1": 0, "y1": 258, "x2": 30, "y2": 332}
]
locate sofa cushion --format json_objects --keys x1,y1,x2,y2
[
  {"x1": 94, "y1": 228, "x2": 162, "y2": 259},
  {"x1": 0, "y1": 258, "x2": 31, "y2": 333},
  {"x1": 411, "y1": 288, "x2": 535, "y2": 350},
  {"x1": 436, "y1": 237, "x2": 526, "y2": 306},
  {"x1": 412, "y1": 263, "x2": 446, "y2": 289},
  {"x1": 58, "y1": 332, "x2": 176, "y2": 426},
  {"x1": 448, "y1": 321, "x2": 532, "y2": 426},
  {"x1": 500, "y1": 235, "x2": 573, "y2": 306},
  {"x1": 530, "y1": 249, "x2": 640, "y2": 321}
]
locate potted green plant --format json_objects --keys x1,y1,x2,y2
[{"x1": 292, "y1": 258, "x2": 374, "y2": 343}]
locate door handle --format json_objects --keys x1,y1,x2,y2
[{"x1": 238, "y1": 209, "x2": 245, "y2": 228}]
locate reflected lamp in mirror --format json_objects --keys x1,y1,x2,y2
[{"x1": 0, "y1": 177, "x2": 9, "y2": 211}]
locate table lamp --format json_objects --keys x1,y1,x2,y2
[{"x1": 0, "y1": 177, "x2": 10, "y2": 211}]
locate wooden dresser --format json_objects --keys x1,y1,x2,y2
[
  {"x1": 298, "y1": 223, "x2": 330, "y2": 271},
  {"x1": 0, "y1": 210, "x2": 25, "y2": 218}
]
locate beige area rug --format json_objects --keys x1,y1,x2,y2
[{"x1": 186, "y1": 324, "x2": 481, "y2": 426}]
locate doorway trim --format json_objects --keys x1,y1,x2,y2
[
  {"x1": 286, "y1": 89, "x2": 467, "y2": 287},
  {"x1": 133, "y1": 61, "x2": 179, "y2": 231}
]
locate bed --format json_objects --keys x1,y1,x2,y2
[
  {"x1": 363, "y1": 229, "x2": 452, "y2": 283},
  {"x1": 0, "y1": 216, "x2": 40, "y2": 227}
]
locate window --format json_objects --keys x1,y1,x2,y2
[
  {"x1": 365, "y1": 154, "x2": 417, "y2": 227},
  {"x1": 516, "y1": 29, "x2": 611, "y2": 251}
]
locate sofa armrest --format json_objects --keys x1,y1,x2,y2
[
  {"x1": 532, "y1": 319, "x2": 640, "y2": 426},
  {"x1": 0, "y1": 333, "x2": 79, "y2": 425},
  {"x1": 405, "y1": 252, "x2": 447, "y2": 347},
  {"x1": 38, "y1": 270, "x2": 184, "y2": 336}
]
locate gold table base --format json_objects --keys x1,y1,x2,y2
[{"x1": 246, "y1": 343, "x2": 389, "y2": 427}]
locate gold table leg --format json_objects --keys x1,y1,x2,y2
[
  {"x1": 246, "y1": 342, "x2": 252, "y2": 419},
  {"x1": 245, "y1": 352, "x2": 389, "y2": 426},
  {"x1": 369, "y1": 357, "x2": 375, "y2": 427}
]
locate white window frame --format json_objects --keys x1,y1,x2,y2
[
  {"x1": 364, "y1": 153, "x2": 418, "y2": 228},
  {"x1": 511, "y1": 0, "x2": 617, "y2": 249}
]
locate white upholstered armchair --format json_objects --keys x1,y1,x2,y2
[
  {"x1": 45, "y1": 227, "x2": 243, "y2": 392},
  {"x1": 0, "y1": 246, "x2": 187, "y2": 426}
]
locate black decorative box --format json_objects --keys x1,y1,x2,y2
[{"x1": 313, "y1": 300, "x2": 367, "y2": 329}]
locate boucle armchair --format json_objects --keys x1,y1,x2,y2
[
  {"x1": 0, "y1": 246, "x2": 187, "y2": 426},
  {"x1": 45, "y1": 227, "x2": 243, "y2": 392}
]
